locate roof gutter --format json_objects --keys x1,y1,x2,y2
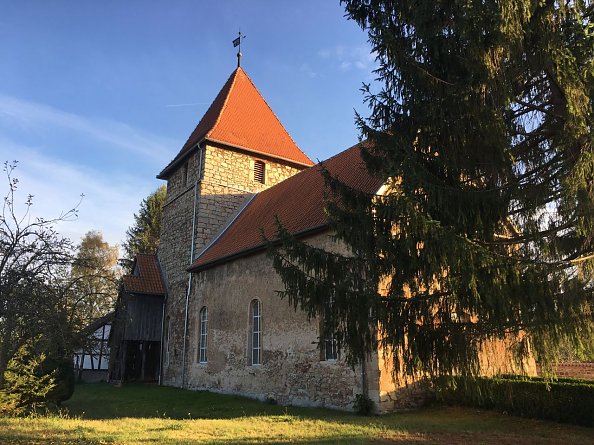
[
  {"x1": 159, "y1": 137, "x2": 314, "y2": 180},
  {"x1": 187, "y1": 223, "x2": 329, "y2": 273},
  {"x1": 193, "y1": 192, "x2": 258, "y2": 260},
  {"x1": 157, "y1": 140, "x2": 204, "y2": 180}
]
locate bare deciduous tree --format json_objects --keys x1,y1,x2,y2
[{"x1": 0, "y1": 161, "x2": 79, "y2": 387}]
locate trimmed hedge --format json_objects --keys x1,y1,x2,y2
[{"x1": 436, "y1": 375, "x2": 594, "y2": 427}]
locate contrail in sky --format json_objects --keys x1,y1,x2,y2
[{"x1": 165, "y1": 102, "x2": 210, "y2": 107}]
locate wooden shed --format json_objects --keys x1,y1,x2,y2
[{"x1": 109, "y1": 254, "x2": 166, "y2": 383}]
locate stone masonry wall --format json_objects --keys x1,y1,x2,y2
[
  {"x1": 159, "y1": 149, "x2": 203, "y2": 386},
  {"x1": 159, "y1": 143, "x2": 307, "y2": 386},
  {"x1": 194, "y1": 144, "x2": 304, "y2": 254},
  {"x1": 375, "y1": 337, "x2": 537, "y2": 413},
  {"x1": 185, "y1": 232, "x2": 367, "y2": 411}
]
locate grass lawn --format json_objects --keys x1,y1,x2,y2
[{"x1": 0, "y1": 383, "x2": 592, "y2": 444}]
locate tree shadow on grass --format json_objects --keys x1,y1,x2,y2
[
  {"x1": 0, "y1": 433, "x2": 428, "y2": 445},
  {"x1": 61, "y1": 383, "x2": 356, "y2": 421},
  {"x1": 48, "y1": 383, "x2": 594, "y2": 445}
]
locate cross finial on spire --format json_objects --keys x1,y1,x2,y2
[{"x1": 232, "y1": 30, "x2": 245, "y2": 68}]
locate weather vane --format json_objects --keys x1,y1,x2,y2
[{"x1": 233, "y1": 30, "x2": 246, "y2": 68}]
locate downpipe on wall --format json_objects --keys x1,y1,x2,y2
[{"x1": 181, "y1": 145, "x2": 201, "y2": 389}]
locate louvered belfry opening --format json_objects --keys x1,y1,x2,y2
[{"x1": 254, "y1": 160, "x2": 265, "y2": 184}]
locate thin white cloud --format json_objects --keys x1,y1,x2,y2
[
  {"x1": 0, "y1": 142, "x2": 159, "y2": 250},
  {"x1": 299, "y1": 63, "x2": 318, "y2": 79},
  {"x1": 318, "y1": 44, "x2": 376, "y2": 73},
  {"x1": 0, "y1": 95, "x2": 175, "y2": 163},
  {"x1": 0, "y1": 96, "x2": 175, "y2": 250},
  {"x1": 165, "y1": 102, "x2": 210, "y2": 108},
  {"x1": 340, "y1": 61, "x2": 353, "y2": 72},
  {"x1": 318, "y1": 48, "x2": 331, "y2": 59}
]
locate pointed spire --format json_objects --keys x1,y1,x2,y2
[{"x1": 158, "y1": 67, "x2": 313, "y2": 179}]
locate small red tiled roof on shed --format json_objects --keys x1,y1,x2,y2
[
  {"x1": 158, "y1": 67, "x2": 313, "y2": 179},
  {"x1": 189, "y1": 143, "x2": 384, "y2": 272},
  {"x1": 123, "y1": 254, "x2": 166, "y2": 296}
]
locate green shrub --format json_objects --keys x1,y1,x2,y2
[
  {"x1": 0, "y1": 334, "x2": 75, "y2": 416},
  {"x1": 436, "y1": 375, "x2": 594, "y2": 427},
  {"x1": 0, "y1": 343, "x2": 57, "y2": 416}
]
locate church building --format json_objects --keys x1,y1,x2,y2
[{"x1": 116, "y1": 65, "x2": 533, "y2": 413}]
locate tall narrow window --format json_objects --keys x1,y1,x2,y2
[
  {"x1": 321, "y1": 292, "x2": 338, "y2": 361},
  {"x1": 323, "y1": 332, "x2": 338, "y2": 361},
  {"x1": 253, "y1": 160, "x2": 265, "y2": 184},
  {"x1": 198, "y1": 307, "x2": 208, "y2": 363},
  {"x1": 249, "y1": 299, "x2": 262, "y2": 365}
]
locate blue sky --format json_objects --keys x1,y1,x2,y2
[{"x1": 0, "y1": 1, "x2": 376, "y2": 249}]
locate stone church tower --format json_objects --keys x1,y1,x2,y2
[{"x1": 156, "y1": 67, "x2": 313, "y2": 385}]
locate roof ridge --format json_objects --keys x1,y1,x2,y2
[
  {"x1": 206, "y1": 67, "x2": 241, "y2": 140},
  {"x1": 318, "y1": 140, "x2": 366, "y2": 165},
  {"x1": 218, "y1": 142, "x2": 364, "y2": 205},
  {"x1": 187, "y1": 142, "x2": 383, "y2": 273},
  {"x1": 159, "y1": 67, "x2": 313, "y2": 179},
  {"x1": 191, "y1": 153, "x2": 320, "y2": 266},
  {"x1": 123, "y1": 254, "x2": 167, "y2": 295},
  {"x1": 194, "y1": 192, "x2": 258, "y2": 262}
]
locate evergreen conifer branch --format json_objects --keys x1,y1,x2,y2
[{"x1": 270, "y1": 0, "x2": 594, "y2": 380}]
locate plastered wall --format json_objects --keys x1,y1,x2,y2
[{"x1": 184, "y1": 233, "x2": 365, "y2": 410}]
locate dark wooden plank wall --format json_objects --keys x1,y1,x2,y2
[{"x1": 124, "y1": 294, "x2": 164, "y2": 341}]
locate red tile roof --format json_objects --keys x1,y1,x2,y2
[
  {"x1": 189, "y1": 143, "x2": 384, "y2": 272},
  {"x1": 158, "y1": 68, "x2": 313, "y2": 179},
  {"x1": 123, "y1": 254, "x2": 166, "y2": 296}
]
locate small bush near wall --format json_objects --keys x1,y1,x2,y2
[{"x1": 436, "y1": 375, "x2": 594, "y2": 427}]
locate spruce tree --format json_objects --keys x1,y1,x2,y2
[
  {"x1": 122, "y1": 185, "x2": 166, "y2": 270},
  {"x1": 271, "y1": 0, "x2": 594, "y2": 379}
]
